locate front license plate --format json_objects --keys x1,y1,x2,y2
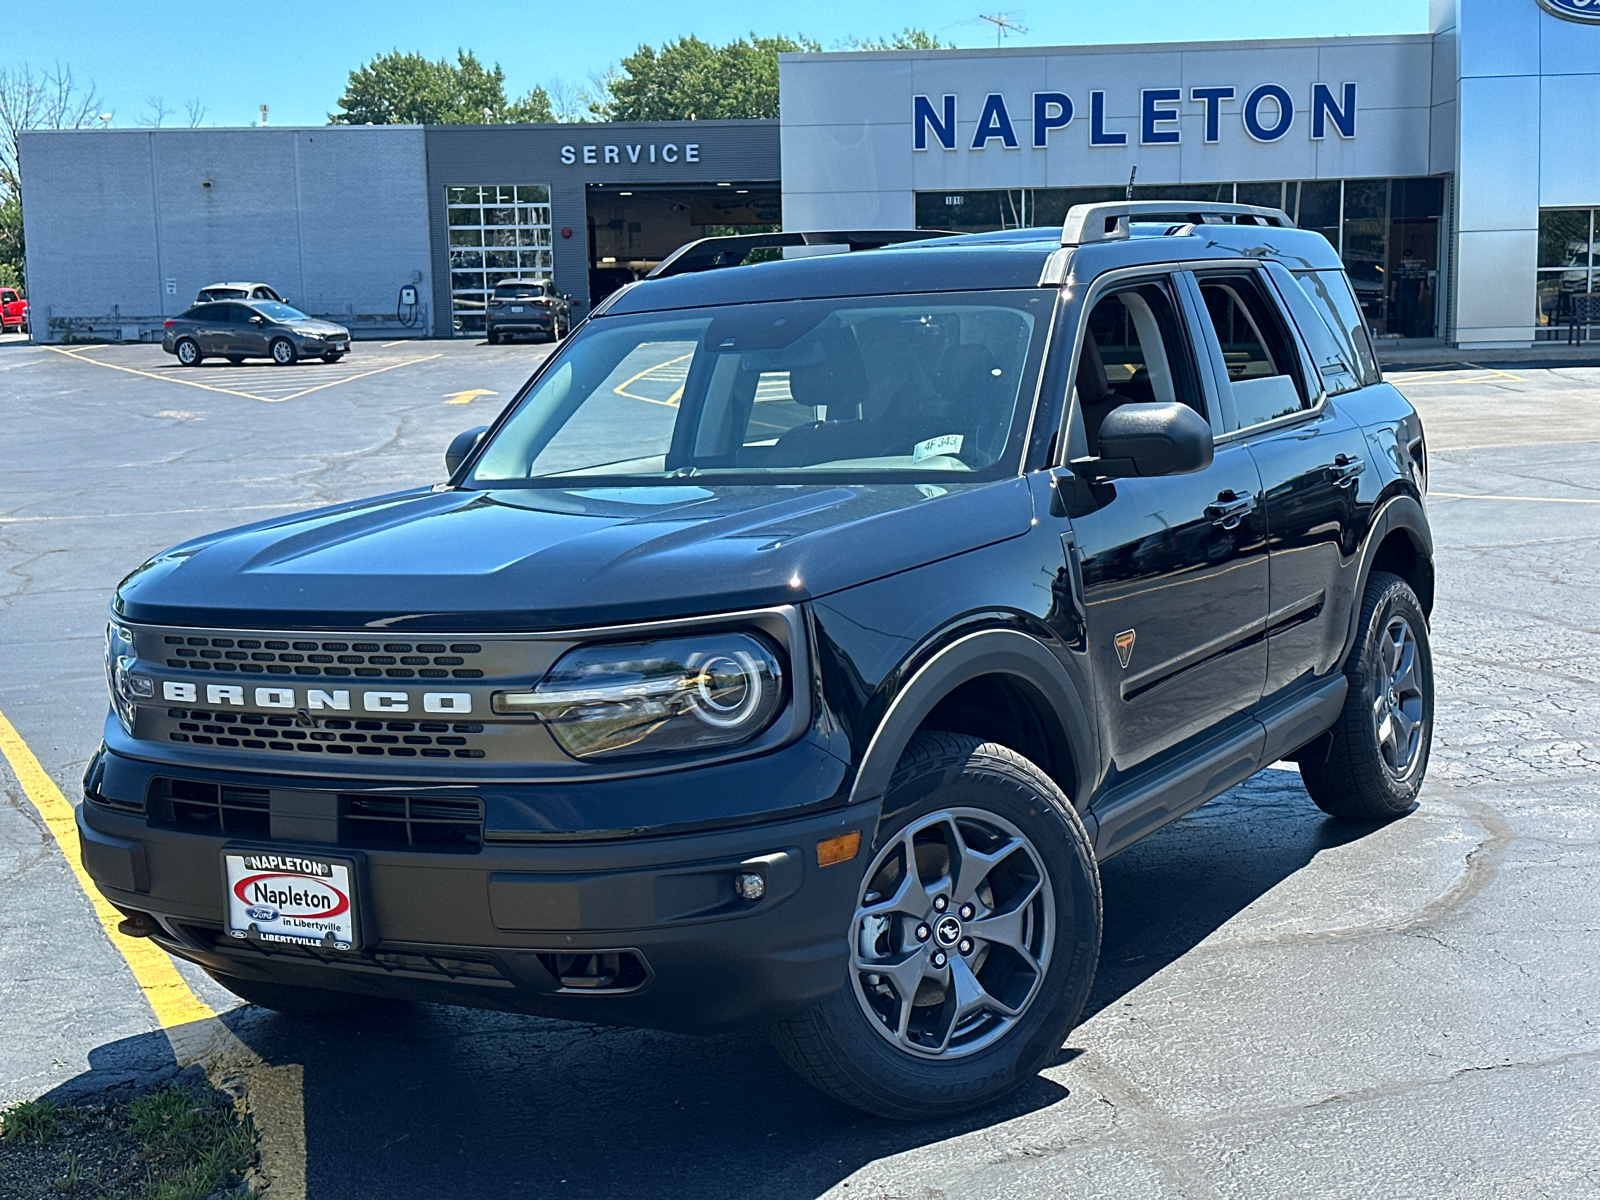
[{"x1": 223, "y1": 850, "x2": 358, "y2": 951}]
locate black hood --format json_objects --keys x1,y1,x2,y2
[{"x1": 113, "y1": 480, "x2": 1032, "y2": 631}]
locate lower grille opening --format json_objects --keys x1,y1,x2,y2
[
  {"x1": 340, "y1": 794, "x2": 484, "y2": 852},
  {"x1": 149, "y1": 778, "x2": 270, "y2": 836},
  {"x1": 183, "y1": 926, "x2": 509, "y2": 984},
  {"x1": 536, "y1": 950, "x2": 650, "y2": 993}
]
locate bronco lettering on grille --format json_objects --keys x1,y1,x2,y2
[{"x1": 161, "y1": 680, "x2": 472, "y2": 714}]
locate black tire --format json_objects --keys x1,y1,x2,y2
[
  {"x1": 226, "y1": 356, "x2": 245, "y2": 365},
  {"x1": 174, "y1": 338, "x2": 201, "y2": 367},
  {"x1": 1300, "y1": 570, "x2": 1433, "y2": 820},
  {"x1": 321, "y1": 352, "x2": 343, "y2": 363},
  {"x1": 202, "y1": 968, "x2": 390, "y2": 1016},
  {"x1": 269, "y1": 337, "x2": 297, "y2": 365},
  {"x1": 770, "y1": 732, "x2": 1101, "y2": 1121},
  {"x1": 487, "y1": 331, "x2": 501, "y2": 346}
]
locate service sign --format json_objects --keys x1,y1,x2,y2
[
  {"x1": 1540, "y1": 0, "x2": 1600, "y2": 21},
  {"x1": 224, "y1": 852, "x2": 358, "y2": 951}
]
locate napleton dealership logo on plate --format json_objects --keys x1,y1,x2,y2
[{"x1": 1540, "y1": 0, "x2": 1600, "y2": 21}]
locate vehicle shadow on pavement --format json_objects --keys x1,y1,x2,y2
[
  {"x1": 39, "y1": 771, "x2": 1394, "y2": 1199},
  {"x1": 1085, "y1": 766, "x2": 1395, "y2": 1021}
]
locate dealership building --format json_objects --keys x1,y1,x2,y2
[{"x1": 18, "y1": 0, "x2": 1599, "y2": 348}]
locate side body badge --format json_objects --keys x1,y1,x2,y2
[{"x1": 1114, "y1": 629, "x2": 1137, "y2": 670}]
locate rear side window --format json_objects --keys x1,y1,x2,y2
[
  {"x1": 1293, "y1": 269, "x2": 1381, "y2": 387},
  {"x1": 1195, "y1": 273, "x2": 1313, "y2": 431},
  {"x1": 185, "y1": 304, "x2": 225, "y2": 321}
]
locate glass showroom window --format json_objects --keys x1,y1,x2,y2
[
  {"x1": 1537, "y1": 209, "x2": 1597, "y2": 341},
  {"x1": 447, "y1": 185, "x2": 554, "y2": 335}
]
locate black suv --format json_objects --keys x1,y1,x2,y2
[
  {"x1": 485, "y1": 278, "x2": 571, "y2": 344},
  {"x1": 81, "y1": 204, "x2": 1434, "y2": 1121}
]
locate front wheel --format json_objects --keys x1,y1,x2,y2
[
  {"x1": 174, "y1": 338, "x2": 201, "y2": 366},
  {"x1": 1299, "y1": 570, "x2": 1434, "y2": 820},
  {"x1": 269, "y1": 337, "x2": 297, "y2": 365},
  {"x1": 770, "y1": 732, "x2": 1101, "y2": 1120},
  {"x1": 202, "y1": 968, "x2": 391, "y2": 1016}
]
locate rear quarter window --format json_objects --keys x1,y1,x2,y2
[{"x1": 1293, "y1": 269, "x2": 1381, "y2": 387}]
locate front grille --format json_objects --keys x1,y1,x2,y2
[
  {"x1": 159, "y1": 636, "x2": 485, "y2": 680},
  {"x1": 340, "y1": 794, "x2": 483, "y2": 852},
  {"x1": 149, "y1": 778, "x2": 270, "y2": 836},
  {"x1": 162, "y1": 708, "x2": 487, "y2": 759},
  {"x1": 147, "y1": 777, "x2": 484, "y2": 852}
]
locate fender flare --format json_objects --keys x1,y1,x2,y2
[
  {"x1": 847, "y1": 628, "x2": 1096, "y2": 817},
  {"x1": 1338, "y1": 491, "x2": 1434, "y2": 667}
]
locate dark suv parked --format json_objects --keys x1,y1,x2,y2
[
  {"x1": 485, "y1": 278, "x2": 571, "y2": 344},
  {"x1": 81, "y1": 204, "x2": 1434, "y2": 1120}
]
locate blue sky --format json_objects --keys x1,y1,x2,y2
[{"x1": 8, "y1": 0, "x2": 1431, "y2": 128}]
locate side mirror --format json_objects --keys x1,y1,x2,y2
[
  {"x1": 249, "y1": 315, "x2": 264, "y2": 325},
  {"x1": 1074, "y1": 402, "x2": 1214, "y2": 479},
  {"x1": 445, "y1": 426, "x2": 489, "y2": 477}
]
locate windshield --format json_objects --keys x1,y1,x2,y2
[
  {"x1": 254, "y1": 302, "x2": 310, "y2": 322},
  {"x1": 469, "y1": 291, "x2": 1051, "y2": 485}
]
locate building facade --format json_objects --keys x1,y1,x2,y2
[
  {"x1": 17, "y1": 0, "x2": 1599, "y2": 348},
  {"x1": 18, "y1": 121, "x2": 778, "y2": 341},
  {"x1": 779, "y1": 0, "x2": 1600, "y2": 348}
]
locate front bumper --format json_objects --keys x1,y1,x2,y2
[{"x1": 79, "y1": 783, "x2": 876, "y2": 1033}]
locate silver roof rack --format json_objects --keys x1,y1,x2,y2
[{"x1": 1061, "y1": 201, "x2": 1296, "y2": 247}]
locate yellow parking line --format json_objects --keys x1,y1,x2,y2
[
  {"x1": 47, "y1": 346, "x2": 274, "y2": 402},
  {"x1": 48, "y1": 346, "x2": 442, "y2": 404},
  {"x1": 271, "y1": 354, "x2": 442, "y2": 402},
  {"x1": 613, "y1": 352, "x2": 692, "y2": 405},
  {"x1": 1432, "y1": 491, "x2": 1600, "y2": 504},
  {"x1": 0, "y1": 707, "x2": 309, "y2": 1197},
  {"x1": 381, "y1": 340, "x2": 411, "y2": 348},
  {"x1": 0, "y1": 707, "x2": 215, "y2": 1028}
]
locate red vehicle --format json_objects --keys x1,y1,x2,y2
[{"x1": 0, "y1": 286, "x2": 27, "y2": 335}]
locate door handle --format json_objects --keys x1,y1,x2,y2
[
  {"x1": 1205, "y1": 492, "x2": 1256, "y2": 530},
  {"x1": 1326, "y1": 455, "x2": 1365, "y2": 487}
]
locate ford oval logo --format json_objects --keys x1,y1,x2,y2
[
  {"x1": 245, "y1": 904, "x2": 280, "y2": 922},
  {"x1": 1540, "y1": 0, "x2": 1600, "y2": 22}
]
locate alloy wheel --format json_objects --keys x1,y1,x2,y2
[
  {"x1": 850, "y1": 807, "x2": 1054, "y2": 1059},
  {"x1": 1373, "y1": 613, "x2": 1426, "y2": 779}
]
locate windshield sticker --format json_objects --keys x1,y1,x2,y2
[{"x1": 913, "y1": 434, "x2": 964, "y2": 462}]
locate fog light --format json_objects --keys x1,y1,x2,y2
[
  {"x1": 816, "y1": 830, "x2": 861, "y2": 868},
  {"x1": 735, "y1": 872, "x2": 766, "y2": 901}
]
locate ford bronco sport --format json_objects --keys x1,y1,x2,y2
[{"x1": 80, "y1": 202, "x2": 1434, "y2": 1120}]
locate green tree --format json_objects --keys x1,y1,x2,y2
[
  {"x1": 329, "y1": 50, "x2": 551, "y2": 125},
  {"x1": 0, "y1": 192, "x2": 22, "y2": 291},
  {"x1": 838, "y1": 28, "x2": 954, "y2": 51},
  {"x1": 589, "y1": 29, "x2": 951, "y2": 121}
]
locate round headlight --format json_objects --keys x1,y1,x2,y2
[{"x1": 497, "y1": 632, "x2": 786, "y2": 759}]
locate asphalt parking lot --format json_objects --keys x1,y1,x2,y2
[{"x1": 1, "y1": 337, "x2": 1598, "y2": 1198}]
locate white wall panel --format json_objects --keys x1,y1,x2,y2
[
  {"x1": 1316, "y1": 42, "x2": 1434, "y2": 112},
  {"x1": 1454, "y1": 228, "x2": 1538, "y2": 342},
  {"x1": 1455, "y1": 0, "x2": 1540, "y2": 78},
  {"x1": 1455, "y1": 75, "x2": 1540, "y2": 232},
  {"x1": 783, "y1": 123, "x2": 915, "y2": 196},
  {"x1": 1429, "y1": 99, "x2": 1458, "y2": 177},
  {"x1": 1539, "y1": 8, "x2": 1600, "y2": 77},
  {"x1": 1540, "y1": 74, "x2": 1600, "y2": 208},
  {"x1": 1312, "y1": 104, "x2": 1431, "y2": 180},
  {"x1": 780, "y1": 57, "x2": 912, "y2": 128},
  {"x1": 782, "y1": 189, "x2": 914, "y2": 231}
]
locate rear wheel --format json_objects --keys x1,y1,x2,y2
[
  {"x1": 201, "y1": 969, "x2": 390, "y2": 1015},
  {"x1": 269, "y1": 337, "x2": 296, "y2": 365},
  {"x1": 174, "y1": 338, "x2": 201, "y2": 367},
  {"x1": 771, "y1": 732, "x2": 1101, "y2": 1120},
  {"x1": 487, "y1": 330, "x2": 501, "y2": 346},
  {"x1": 1299, "y1": 571, "x2": 1433, "y2": 820}
]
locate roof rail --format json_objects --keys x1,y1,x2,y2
[
  {"x1": 648, "y1": 230, "x2": 951, "y2": 278},
  {"x1": 1060, "y1": 201, "x2": 1296, "y2": 247}
]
